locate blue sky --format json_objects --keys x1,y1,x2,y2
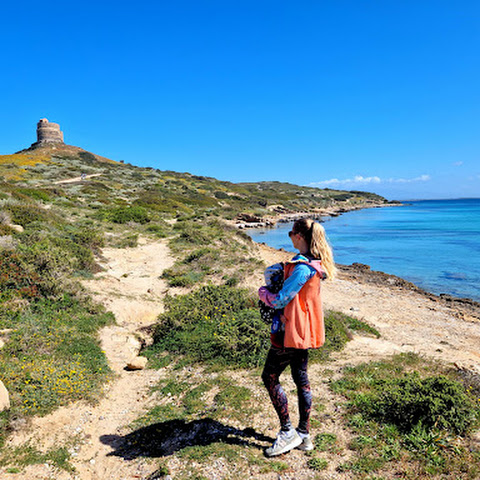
[{"x1": 1, "y1": 1, "x2": 479, "y2": 200}]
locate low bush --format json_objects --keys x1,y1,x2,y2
[
  {"x1": 358, "y1": 373, "x2": 478, "y2": 435},
  {"x1": 145, "y1": 221, "x2": 173, "y2": 238},
  {"x1": 332, "y1": 354, "x2": 480, "y2": 478},
  {"x1": 172, "y1": 220, "x2": 222, "y2": 248},
  {"x1": 150, "y1": 285, "x2": 268, "y2": 368},
  {"x1": 4, "y1": 203, "x2": 59, "y2": 227},
  {"x1": 161, "y1": 270, "x2": 205, "y2": 287},
  {"x1": 0, "y1": 251, "x2": 45, "y2": 302},
  {"x1": 12, "y1": 188, "x2": 51, "y2": 202},
  {"x1": 307, "y1": 457, "x2": 328, "y2": 471},
  {"x1": 96, "y1": 206, "x2": 151, "y2": 224}
]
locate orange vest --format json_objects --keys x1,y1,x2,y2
[{"x1": 281, "y1": 261, "x2": 325, "y2": 349}]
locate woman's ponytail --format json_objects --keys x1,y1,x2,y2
[
  {"x1": 292, "y1": 218, "x2": 337, "y2": 280},
  {"x1": 310, "y1": 222, "x2": 337, "y2": 280}
]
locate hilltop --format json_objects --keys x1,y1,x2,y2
[
  {"x1": 0, "y1": 146, "x2": 479, "y2": 479},
  {"x1": 1, "y1": 145, "x2": 390, "y2": 221}
]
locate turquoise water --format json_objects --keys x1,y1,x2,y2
[{"x1": 248, "y1": 199, "x2": 480, "y2": 301}]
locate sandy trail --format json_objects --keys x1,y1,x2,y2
[{"x1": 53, "y1": 173, "x2": 103, "y2": 185}]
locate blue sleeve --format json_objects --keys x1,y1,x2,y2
[{"x1": 268, "y1": 264, "x2": 316, "y2": 309}]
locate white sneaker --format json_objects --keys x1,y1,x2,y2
[
  {"x1": 265, "y1": 429, "x2": 302, "y2": 457},
  {"x1": 296, "y1": 431, "x2": 314, "y2": 451}
]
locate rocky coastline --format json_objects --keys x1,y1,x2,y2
[{"x1": 235, "y1": 201, "x2": 401, "y2": 229}]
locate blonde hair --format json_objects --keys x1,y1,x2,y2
[{"x1": 292, "y1": 218, "x2": 337, "y2": 280}]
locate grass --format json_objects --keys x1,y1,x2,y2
[
  {"x1": 135, "y1": 372, "x2": 256, "y2": 428},
  {"x1": 161, "y1": 218, "x2": 262, "y2": 287},
  {"x1": 0, "y1": 443, "x2": 75, "y2": 474},
  {"x1": 314, "y1": 432, "x2": 340, "y2": 453},
  {"x1": 307, "y1": 457, "x2": 328, "y2": 471}
]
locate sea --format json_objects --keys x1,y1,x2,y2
[{"x1": 248, "y1": 198, "x2": 480, "y2": 302}]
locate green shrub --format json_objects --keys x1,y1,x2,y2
[
  {"x1": 161, "y1": 270, "x2": 205, "y2": 287},
  {"x1": 358, "y1": 373, "x2": 478, "y2": 435},
  {"x1": 134, "y1": 191, "x2": 192, "y2": 215},
  {"x1": 16, "y1": 224, "x2": 104, "y2": 284},
  {"x1": 146, "y1": 222, "x2": 172, "y2": 238},
  {"x1": 98, "y1": 206, "x2": 151, "y2": 224},
  {"x1": 4, "y1": 203, "x2": 58, "y2": 226},
  {"x1": 172, "y1": 220, "x2": 222, "y2": 247},
  {"x1": 331, "y1": 355, "x2": 480, "y2": 477},
  {"x1": 213, "y1": 190, "x2": 229, "y2": 199},
  {"x1": 69, "y1": 225, "x2": 104, "y2": 252},
  {"x1": 13, "y1": 188, "x2": 51, "y2": 202},
  {"x1": 150, "y1": 285, "x2": 269, "y2": 368},
  {"x1": 0, "y1": 251, "x2": 45, "y2": 301}
]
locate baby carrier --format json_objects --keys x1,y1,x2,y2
[{"x1": 259, "y1": 263, "x2": 284, "y2": 334}]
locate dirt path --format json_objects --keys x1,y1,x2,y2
[
  {"x1": 5, "y1": 238, "x2": 175, "y2": 480},
  {"x1": 53, "y1": 173, "x2": 103, "y2": 184}
]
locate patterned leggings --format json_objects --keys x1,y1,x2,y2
[{"x1": 261, "y1": 346, "x2": 312, "y2": 434}]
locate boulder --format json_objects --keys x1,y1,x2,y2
[
  {"x1": 0, "y1": 380, "x2": 10, "y2": 411},
  {"x1": 8, "y1": 224, "x2": 24, "y2": 233},
  {"x1": 126, "y1": 356, "x2": 148, "y2": 371}
]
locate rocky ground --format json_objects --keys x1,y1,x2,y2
[{"x1": 3, "y1": 239, "x2": 480, "y2": 479}]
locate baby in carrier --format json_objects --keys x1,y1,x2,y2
[{"x1": 259, "y1": 263, "x2": 284, "y2": 335}]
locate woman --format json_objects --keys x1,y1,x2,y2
[{"x1": 258, "y1": 218, "x2": 336, "y2": 457}]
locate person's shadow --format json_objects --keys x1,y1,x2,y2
[{"x1": 100, "y1": 418, "x2": 273, "y2": 460}]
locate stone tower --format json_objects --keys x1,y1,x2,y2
[{"x1": 31, "y1": 118, "x2": 64, "y2": 147}]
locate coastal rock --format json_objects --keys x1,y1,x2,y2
[
  {"x1": 0, "y1": 380, "x2": 10, "y2": 411},
  {"x1": 350, "y1": 263, "x2": 371, "y2": 271},
  {"x1": 126, "y1": 356, "x2": 148, "y2": 370},
  {"x1": 237, "y1": 222, "x2": 272, "y2": 229},
  {"x1": 237, "y1": 213, "x2": 262, "y2": 223}
]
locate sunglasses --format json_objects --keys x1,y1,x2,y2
[{"x1": 288, "y1": 230, "x2": 297, "y2": 237}]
